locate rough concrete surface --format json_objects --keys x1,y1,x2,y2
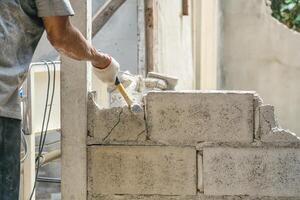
[
  {"x1": 203, "y1": 147, "x2": 300, "y2": 197},
  {"x1": 89, "y1": 195, "x2": 197, "y2": 200},
  {"x1": 85, "y1": 90, "x2": 300, "y2": 200},
  {"x1": 60, "y1": 0, "x2": 91, "y2": 197},
  {"x1": 258, "y1": 105, "x2": 300, "y2": 143},
  {"x1": 258, "y1": 105, "x2": 277, "y2": 137},
  {"x1": 264, "y1": 128, "x2": 300, "y2": 143},
  {"x1": 254, "y1": 94, "x2": 264, "y2": 139},
  {"x1": 145, "y1": 91, "x2": 254, "y2": 145},
  {"x1": 88, "y1": 194, "x2": 299, "y2": 200},
  {"x1": 88, "y1": 146, "x2": 196, "y2": 196},
  {"x1": 87, "y1": 97, "x2": 146, "y2": 144}
]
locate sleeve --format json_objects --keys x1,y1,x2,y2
[{"x1": 35, "y1": 0, "x2": 75, "y2": 17}]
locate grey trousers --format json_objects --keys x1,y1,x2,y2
[{"x1": 0, "y1": 117, "x2": 21, "y2": 200}]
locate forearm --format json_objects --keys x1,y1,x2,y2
[
  {"x1": 43, "y1": 16, "x2": 120, "y2": 85},
  {"x1": 43, "y1": 16, "x2": 109, "y2": 69}
]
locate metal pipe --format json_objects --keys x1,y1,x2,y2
[
  {"x1": 37, "y1": 177, "x2": 61, "y2": 184},
  {"x1": 30, "y1": 61, "x2": 61, "y2": 67},
  {"x1": 39, "y1": 149, "x2": 61, "y2": 166}
]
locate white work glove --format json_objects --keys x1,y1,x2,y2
[{"x1": 93, "y1": 56, "x2": 120, "y2": 85}]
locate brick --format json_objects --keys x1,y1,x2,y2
[
  {"x1": 87, "y1": 97, "x2": 146, "y2": 144},
  {"x1": 259, "y1": 105, "x2": 277, "y2": 137},
  {"x1": 197, "y1": 195, "x2": 298, "y2": 200},
  {"x1": 254, "y1": 94, "x2": 263, "y2": 139},
  {"x1": 145, "y1": 91, "x2": 254, "y2": 145},
  {"x1": 89, "y1": 195, "x2": 197, "y2": 200},
  {"x1": 203, "y1": 147, "x2": 300, "y2": 197},
  {"x1": 257, "y1": 105, "x2": 300, "y2": 143},
  {"x1": 89, "y1": 194, "x2": 298, "y2": 200},
  {"x1": 88, "y1": 146, "x2": 196, "y2": 196}
]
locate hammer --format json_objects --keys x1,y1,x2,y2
[{"x1": 115, "y1": 77, "x2": 143, "y2": 113}]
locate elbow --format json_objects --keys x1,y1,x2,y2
[
  {"x1": 47, "y1": 33, "x2": 66, "y2": 50},
  {"x1": 43, "y1": 16, "x2": 73, "y2": 52}
]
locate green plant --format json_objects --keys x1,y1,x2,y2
[{"x1": 269, "y1": 0, "x2": 300, "y2": 32}]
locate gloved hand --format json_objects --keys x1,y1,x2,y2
[{"x1": 93, "y1": 56, "x2": 120, "y2": 85}]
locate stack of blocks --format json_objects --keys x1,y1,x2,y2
[{"x1": 87, "y1": 91, "x2": 300, "y2": 200}]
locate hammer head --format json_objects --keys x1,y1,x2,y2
[{"x1": 130, "y1": 102, "x2": 144, "y2": 114}]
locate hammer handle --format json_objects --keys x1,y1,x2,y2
[{"x1": 115, "y1": 77, "x2": 133, "y2": 106}]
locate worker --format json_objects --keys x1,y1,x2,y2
[{"x1": 0, "y1": 0, "x2": 119, "y2": 199}]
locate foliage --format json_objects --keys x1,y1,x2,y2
[{"x1": 270, "y1": 0, "x2": 300, "y2": 32}]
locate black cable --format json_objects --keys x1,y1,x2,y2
[
  {"x1": 36, "y1": 62, "x2": 50, "y2": 161},
  {"x1": 29, "y1": 61, "x2": 56, "y2": 200},
  {"x1": 40, "y1": 60, "x2": 56, "y2": 159}
]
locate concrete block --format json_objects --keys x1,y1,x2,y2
[
  {"x1": 258, "y1": 105, "x2": 300, "y2": 143},
  {"x1": 203, "y1": 147, "x2": 300, "y2": 197},
  {"x1": 87, "y1": 97, "x2": 146, "y2": 144},
  {"x1": 88, "y1": 146, "x2": 196, "y2": 196},
  {"x1": 197, "y1": 195, "x2": 299, "y2": 200},
  {"x1": 145, "y1": 91, "x2": 254, "y2": 145},
  {"x1": 263, "y1": 128, "x2": 300, "y2": 143},
  {"x1": 198, "y1": 195, "x2": 300, "y2": 200},
  {"x1": 259, "y1": 105, "x2": 277, "y2": 136},
  {"x1": 89, "y1": 195, "x2": 197, "y2": 200},
  {"x1": 254, "y1": 94, "x2": 263, "y2": 139},
  {"x1": 89, "y1": 194, "x2": 298, "y2": 200}
]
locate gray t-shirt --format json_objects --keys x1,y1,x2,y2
[{"x1": 0, "y1": 0, "x2": 74, "y2": 119}]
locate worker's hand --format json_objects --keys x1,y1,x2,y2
[{"x1": 93, "y1": 56, "x2": 120, "y2": 85}]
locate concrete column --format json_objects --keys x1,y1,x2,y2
[
  {"x1": 61, "y1": 0, "x2": 92, "y2": 199},
  {"x1": 199, "y1": 0, "x2": 221, "y2": 90}
]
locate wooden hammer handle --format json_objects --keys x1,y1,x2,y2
[{"x1": 115, "y1": 77, "x2": 133, "y2": 106}]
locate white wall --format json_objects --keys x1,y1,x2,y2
[
  {"x1": 220, "y1": 0, "x2": 300, "y2": 135},
  {"x1": 92, "y1": 0, "x2": 138, "y2": 74},
  {"x1": 30, "y1": 64, "x2": 61, "y2": 134},
  {"x1": 153, "y1": 0, "x2": 195, "y2": 90}
]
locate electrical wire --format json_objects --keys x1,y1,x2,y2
[
  {"x1": 40, "y1": 60, "x2": 56, "y2": 151},
  {"x1": 28, "y1": 61, "x2": 56, "y2": 200}
]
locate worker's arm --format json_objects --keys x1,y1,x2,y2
[{"x1": 42, "y1": 16, "x2": 119, "y2": 84}]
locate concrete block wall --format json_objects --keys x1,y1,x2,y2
[{"x1": 87, "y1": 91, "x2": 300, "y2": 200}]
